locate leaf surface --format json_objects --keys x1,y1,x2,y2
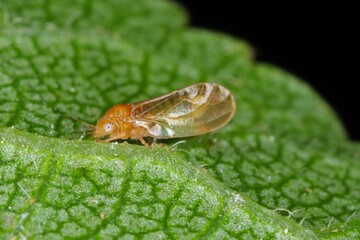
[{"x1": 0, "y1": 0, "x2": 359, "y2": 239}]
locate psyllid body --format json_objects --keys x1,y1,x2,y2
[{"x1": 91, "y1": 83, "x2": 235, "y2": 146}]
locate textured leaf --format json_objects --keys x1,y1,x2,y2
[
  {"x1": 0, "y1": 0, "x2": 186, "y2": 50},
  {"x1": 0, "y1": 0, "x2": 359, "y2": 239},
  {"x1": 0, "y1": 128, "x2": 318, "y2": 239}
]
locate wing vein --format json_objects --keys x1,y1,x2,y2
[{"x1": 137, "y1": 93, "x2": 176, "y2": 117}]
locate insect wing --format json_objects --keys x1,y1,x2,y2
[{"x1": 131, "y1": 83, "x2": 235, "y2": 139}]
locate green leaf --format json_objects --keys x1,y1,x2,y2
[
  {"x1": 0, "y1": 0, "x2": 186, "y2": 51},
  {"x1": 0, "y1": 0, "x2": 359, "y2": 239},
  {"x1": 1, "y1": 128, "x2": 318, "y2": 239}
]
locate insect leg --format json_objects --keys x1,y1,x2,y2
[
  {"x1": 103, "y1": 133, "x2": 128, "y2": 142},
  {"x1": 137, "y1": 135, "x2": 150, "y2": 147},
  {"x1": 130, "y1": 128, "x2": 150, "y2": 147}
]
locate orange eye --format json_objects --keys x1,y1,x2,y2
[{"x1": 103, "y1": 123, "x2": 114, "y2": 133}]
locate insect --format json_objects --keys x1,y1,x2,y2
[{"x1": 90, "y1": 83, "x2": 236, "y2": 146}]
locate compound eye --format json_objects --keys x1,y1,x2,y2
[{"x1": 103, "y1": 123, "x2": 114, "y2": 133}]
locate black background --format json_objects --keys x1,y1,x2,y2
[{"x1": 177, "y1": 1, "x2": 359, "y2": 141}]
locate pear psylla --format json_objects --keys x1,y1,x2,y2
[{"x1": 89, "y1": 83, "x2": 235, "y2": 146}]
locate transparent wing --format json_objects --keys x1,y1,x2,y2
[{"x1": 131, "y1": 83, "x2": 236, "y2": 139}]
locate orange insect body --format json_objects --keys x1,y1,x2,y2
[{"x1": 92, "y1": 83, "x2": 236, "y2": 146}]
